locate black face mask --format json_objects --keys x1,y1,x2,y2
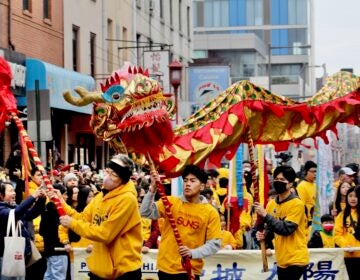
[{"x1": 273, "y1": 181, "x2": 288, "y2": 194}]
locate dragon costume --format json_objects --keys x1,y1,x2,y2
[{"x1": 63, "y1": 66, "x2": 360, "y2": 178}]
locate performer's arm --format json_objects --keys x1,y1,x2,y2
[
  {"x1": 263, "y1": 214, "x2": 298, "y2": 236},
  {"x1": 140, "y1": 191, "x2": 159, "y2": 219},
  {"x1": 190, "y1": 239, "x2": 221, "y2": 259}
]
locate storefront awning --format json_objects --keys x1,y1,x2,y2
[{"x1": 19, "y1": 58, "x2": 96, "y2": 114}]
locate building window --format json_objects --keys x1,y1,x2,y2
[
  {"x1": 107, "y1": 19, "x2": 114, "y2": 73},
  {"x1": 72, "y1": 25, "x2": 79, "y2": 71},
  {"x1": 204, "y1": 0, "x2": 229, "y2": 27},
  {"x1": 122, "y1": 27, "x2": 128, "y2": 62},
  {"x1": 288, "y1": 0, "x2": 307, "y2": 25},
  {"x1": 193, "y1": 0, "x2": 204, "y2": 27},
  {"x1": 136, "y1": 33, "x2": 141, "y2": 66},
  {"x1": 170, "y1": 0, "x2": 173, "y2": 27},
  {"x1": 187, "y1": 6, "x2": 190, "y2": 39},
  {"x1": 195, "y1": 0, "x2": 263, "y2": 28},
  {"x1": 43, "y1": 0, "x2": 51, "y2": 20},
  {"x1": 160, "y1": 0, "x2": 163, "y2": 18},
  {"x1": 271, "y1": 64, "x2": 302, "y2": 84},
  {"x1": 23, "y1": 0, "x2": 32, "y2": 12},
  {"x1": 90, "y1": 33, "x2": 96, "y2": 77},
  {"x1": 179, "y1": 0, "x2": 182, "y2": 32},
  {"x1": 271, "y1": 28, "x2": 308, "y2": 55},
  {"x1": 270, "y1": 0, "x2": 307, "y2": 25}
]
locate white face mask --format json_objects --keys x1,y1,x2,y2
[{"x1": 103, "y1": 175, "x2": 121, "y2": 191}]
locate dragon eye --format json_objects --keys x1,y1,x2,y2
[{"x1": 103, "y1": 85, "x2": 125, "y2": 103}]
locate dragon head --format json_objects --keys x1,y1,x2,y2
[{"x1": 63, "y1": 65, "x2": 175, "y2": 158}]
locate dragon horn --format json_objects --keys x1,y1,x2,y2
[{"x1": 63, "y1": 87, "x2": 104, "y2": 106}]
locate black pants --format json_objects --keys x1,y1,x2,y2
[
  {"x1": 89, "y1": 268, "x2": 142, "y2": 280},
  {"x1": 344, "y1": 257, "x2": 360, "y2": 280},
  {"x1": 158, "y1": 271, "x2": 200, "y2": 280},
  {"x1": 277, "y1": 265, "x2": 307, "y2": 280}
]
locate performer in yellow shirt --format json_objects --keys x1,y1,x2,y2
[
  {"x1": 296, "y1": 160, "x2": 317, "y2": 228},
  {"x1": 334, "y1": 186, "x2": 360, "y2": 280},
  {"x1": 331, "y1": 181, "x2": 351, "y2": 217},
  {"x1": 308, "y1": 214, "x2": 335, "y2": 248},
  {"x1": 59, "y1": 154, "x2": 142, "y2": 280},
  {"x1": 141, "y1": 165, "x2": 221, "y2": 280},
  {"x1": 254, "y1": 165, "x2": 309, "y2": 280},
  {"x1": 219, "y1": 215, "x2": 237, "y2": 249}
]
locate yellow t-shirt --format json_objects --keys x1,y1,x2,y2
[
  {"x1": 319, "y1": 231, "x2": 335, "y2": 248},
  {"x1": 266, "y1": 196, "x2": 309, "y2": 268},
  {"x1": 220, "y1": 230, "x2": 237, "y2": 249},
  {"x1": 141, "y1": 217, "x2": 152, "y2": 241},
  {"x1": 233, "y1": 229, "x2": 244, "y2": 249},
  {"x1": 297, "y1": 180, "x2": 316, "y2": 222},
  {"x1": 334, "y1": 209, "x2": 360, "y2": 258},
  {"x1": 156, "y1": 196, "x2": 221, "y2": 275}
]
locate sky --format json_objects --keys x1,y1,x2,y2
[{"x1": 314, "y1": 0, "x2": 360, "y2": 77}]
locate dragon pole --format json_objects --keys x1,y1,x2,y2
[
  {"x1": 10, "y1": 112, "x2": 65, "y2": 216},
  {"x1": 147, "y1": 155, "x2": 195, "y2": 280},
  {"x1": 246, "y1": 127, "x2": 268, "y2": 272}
]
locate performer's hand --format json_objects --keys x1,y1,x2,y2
[
  {"x1": 32, "y1": 188, "x2": 45, "y2": 199},
  {"x1": 142, "y1": 246, "x2": 150, "y2": 254},
  {"x1": 86, "y1": 244, "x2": 93, "y2": 253},
  {"x1": 178, "y1": 245, "x2": 192, "y2": 258},
  {"x1": 64, "y1": 243, "x2": 72, "y2": 253},
  {"x1": 331, "y1": 209, "x2": 337, "y2": 217},
  {"x1": 60, "y1": 215, "x2": 73, "y2": 228},
  {"x1": 13, "y1": 168, "x2": 21, "y2": 178},
  {"x1": 256, "y1": 230, "x2": 265, "y2": 241},
  {"x1": 266, "y1": 248, "x2": 273, "y2": 256},
  {"x1": 149, "y1": 171, "x2": 160, "y2": 193},
  {"x1": 48, "y1": 189, "x2": 65, "y2": 204},
  {"x1": 223, "y1": 245, "x2": 233, "y2": 250},
  {"x1": 37, "y1": 189, "x2": 47, "y2": 198},
  {"x1": 254, "y1": 202, "x2": 267, "y2": 217}
]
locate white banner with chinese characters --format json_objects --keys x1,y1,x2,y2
[
  {"x1": 141, "y1": 248, "x2": 349, "y2": 280},
  {"x1": 70, "y1": 247, "x2": 350, "y2": 279}
]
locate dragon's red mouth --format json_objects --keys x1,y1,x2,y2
[{"x1": 117, "y1": 108, "x2": 168, "y2": 132}]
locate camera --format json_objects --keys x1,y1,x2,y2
[{"x1": 275, "y1": 152, "x2": 292, "y2": 165}]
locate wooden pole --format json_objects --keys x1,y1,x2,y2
[{"x1": 246, "y1": 127, "x2": 268, "y2": 272}]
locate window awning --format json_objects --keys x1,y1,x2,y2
[{"x1": 19, "y1": 58, "x2": 96, "y2": 114}]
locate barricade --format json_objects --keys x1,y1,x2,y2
[{"x1": 68, "y1": 247, "x2": 360, "y2": 279}]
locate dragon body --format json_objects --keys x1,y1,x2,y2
[{"x1": 63, "y1": 67, "x2": 360, "y2": 177}]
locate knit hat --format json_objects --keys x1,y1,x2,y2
[
  {"x1": 63, "y1": 173, "x2": 78, "y2": 185},
  {"x1": 106, "y1": 154, "x2": 134, "y2": 183},
  {"x1": 304, "y1": 161, "x2": 317, "y2": 172}
]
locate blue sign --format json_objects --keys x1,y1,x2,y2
[{"x1": 188, "y1": 66, "x2": 230, "y2": 113}]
